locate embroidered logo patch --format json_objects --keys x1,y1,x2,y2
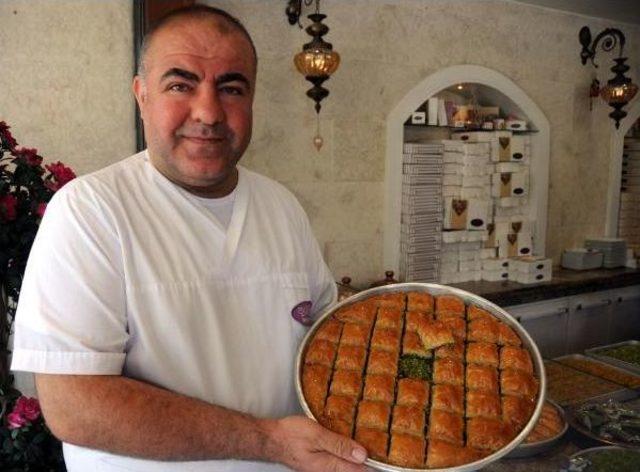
[{"x1": 292, "y1": 301, "x2": 313, "y2": 326}]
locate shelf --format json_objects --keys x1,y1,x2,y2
[{"x1": 403, "y1": 123, "x2": 538, "y2": 134}]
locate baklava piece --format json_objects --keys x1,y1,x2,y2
[
  {"x1": 388, "y1": 433, "x2": 426, "y2": 468},
  {"x1": 354, "y1": 427, "x2": 388, "y2": 461},
  {"x1": 370, "y1": 327, "x2": 401, "y2": 353},
  {"x1": 396, "y1": 378, "x2": 430, "y2": 408},
  {"x1": 313, "y1": 319, "x2": 343, "y2": 344},
  {"x1": 466, "y1": 391, "x2": 501, "y2": 419},
  {"x1": 367, "y1": 349, "x2": 399, "y2": 377},
  {"x1": 466, "y1": 417, "x2": 513, "y2": 451},
  {"x1": 431, "y1": 384, "x2": 464, "y2": 415},
  {"x1": 334, "y1": 301, "x2": 376, "y2": 326},
  {"x1": 501, "y1": 369, "x2": 538, "y2": 399},
  {"x1": 407, "y1": 291, "x2": 434, "y2": 314},
  {"x1": 335, "y1": 345, "x2": 367, "y2": 372},
  {"x1": 356, "y1": 400, "x2": 391, "y2": 431},
  {"x1": 502, "y1": 395, "x2": 535, "y2": 430},
  {"x1": 403, "y1": 331, "x2": 432, "y2": 358},
  {"x1": 435, "y1": 294, "x2": 466, "y2": 317},
  {"x1": 391, "y1": 404, "x2": 426, "y2": 436},
  {"x1": 433, "y1": 359, "x2": 464, "y2": 386},
  {"x1": 426, "y1": 439, "x2": 484, "y2": 468},
  {"x1": 329, "y1": 370, "x2": 362, "y2": 398},
  {"x1": 369, "y1": 292, "x2": 406, "y2": 310},
  {"x1": 466, "y1": 342, "x2": 499, "y2": 367},
  {"x1": 498, "y1": 322, "x2": 522, "y2": 346},
  {"x1": 302, "y1": 363, "x2": 331, "y2": 418},
  {"x1": 466, "y1": 364, "x2": 499, "y2": 393},
  {"x1": 428, "y1": 409, "x2": 464, "y2": 446},
  {"x1": 340, "y1": 322, "x2": 371, "y2": 347},
  {"x1": 363, "y1": 374, "x2": 395, "y2": 403},
  {"x1": 305, "y1": 339, "x2": 337, "y2": 367},
  {"x1": 416, "y1": 319, "x2": 456, "y2": 350},
  {"x1": 319, "y1": 417, "x2": 353, "y2": 437},
  {"x1": 375, "y1": 307, "x2": 403, "y2": 332},
  {"x1": 467, "y1": 304, "x2": 495, "y2": 322},
  {"x1": 439, "y1": 316, "x2": 467, "y2": 340},
  {"x1": 500, "y1": 346, "x2": 534, "y2": 373},
  {"x1": 467, "y1": 318, "x2": 500, "y2": 344},
  {"x1": 435, "y1": 340, "x2": 464, "y2": 361},
  {"x1": 406, "y1": 311, "x2": 432, "y2": 333},
  {"x1": 324, "y1": 394, "x2": 357, "y2": 423}
]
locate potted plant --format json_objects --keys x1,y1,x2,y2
[{"x1": 0, "y1": 121, "x2": 74, "y2": 470}]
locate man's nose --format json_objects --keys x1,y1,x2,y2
[{"x1": 191, "y1": 88, "x2": 225, "y2": 125}]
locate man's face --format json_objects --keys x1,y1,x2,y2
[{"x1": 133, "y1": 18, "x2": 256, "y2": 196}]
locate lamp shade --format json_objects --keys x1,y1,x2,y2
[
  {"x1": 294, "y1": 48, "x2": 340, "y2": 78},
  {"x1": 600, "y1": 82, "x2": 638, "y2": 105}
]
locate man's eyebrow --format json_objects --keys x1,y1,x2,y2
[
  {"x1": 160, "y1": 68, "x2": 200, "y2": 82},
  {"x1": 216, "y1": 72, "x2": 251, "y2": 90}
]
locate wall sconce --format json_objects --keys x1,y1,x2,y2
[
  {"x1": 579, "y1": 27, "x2": 638, "y2": 128},
  {"x1": 286, "y1": 0, "x2": 340, "y2": 150}
]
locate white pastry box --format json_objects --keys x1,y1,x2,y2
[
  {"x1": 498, "y1": 232, "x2": 533, "y2": 258},
  {"x1": 443, "y1": 198, "x2": 468, "y2": 230},
  {"x1": 451, "y1": 130, "x2": 512, "y2": 162},
  {"x1": 482, "y1": 268, "x2": 510, "y2": 282},
  {"x1": 514, "y1": 269, "x2": 552, "y2": 284},
  {"x1": 492, "y1": 171, "x2": 529, "y2": 198},
  {"x1": 510, "y1": 256, "x2": 552, "y2": 273},
  {"x1": 484, "y1": 223, "x2": 497, "y2": 249},
  {"x1": 466, "y1": 199, "x2": 491, "y2": 231},
  {"x1": 482, "y1": 258, "x2": 510, "y2": 271},
  {"x1": 509, "y1": 135, "x2": 530, "y2": 162},
  {"x1": 460, "y1": 259, "x2": 482, "y2": 272}
]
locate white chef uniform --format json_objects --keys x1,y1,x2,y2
[{"x1": 11, "y1": 151, "x2": 337, "y2": 472}]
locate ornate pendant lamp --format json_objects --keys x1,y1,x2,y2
[
  {"x1": 579, "y1": 27, "x2": 638, "y2": 128},
  {"x1": 286, "y1": 0, "x2": 340, "y2": 150}
]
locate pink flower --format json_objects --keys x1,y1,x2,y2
[
  {"x1": 6, "y1": 411, "x2": 27, "y2": 430},
  {"x1": 0, "y1": 194, "x2": 18, "y2": 221},
  {"x1": 36, "y1": 202, "x2": 47, "y2": 218},
  {"x1": 14, "y1": 396, "x2": 41, "y2": 422},
  {"x1": 46, "y1": 161, "x2": 76, "y2": 188},
  {"x1": 15, "y1": 147, "x2": 43, "y2": 167}
]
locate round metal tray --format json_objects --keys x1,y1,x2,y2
[
  {"x1": 506, "y1": 399, "x2": 567, "y2": 458},
  {"x1": 567, "y1": 399, "x2": 640, "y2": 449},
  {"x1": 295, "y1": 282, "x2": 547, "y2": 472}
]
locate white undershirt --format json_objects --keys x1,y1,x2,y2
[{"x1": 193, "y1": 187, "x2": 237, "y2": 230}]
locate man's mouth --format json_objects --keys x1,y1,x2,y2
[{"x1": 182, "y1": 136, "x2": 225, "y2": 144}]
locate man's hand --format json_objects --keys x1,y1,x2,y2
[{"x1": 264, "y1": 416, "x2": 368, "y2": 472}]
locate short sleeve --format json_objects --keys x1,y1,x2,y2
[{"x1": 11, "y1": 181, "x2": 128, "y2": 375}]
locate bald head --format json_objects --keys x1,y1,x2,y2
[{"x1": 137, "y1": 5, "x2": 257, "y2": 78}]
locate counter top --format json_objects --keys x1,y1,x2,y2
[{"x1": 451, "y1": 267, "x2": 640, "y2": 306}]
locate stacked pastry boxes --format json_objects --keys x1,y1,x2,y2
[
  {"x1": 399, "y1": 143, "x2": 444, "y2": 282},
  {"x1": 619, "y1": 137, "x2": 640, "y2": 255},
  {"x1": 301, "y1": 292, "x2": 540, "y2": 468},
  {"x1": 439, "y1": 140, "x2": 492, "y2": 283},
  {"x1": 441, "y1": 130, "x2": 551, "y2": 284}
]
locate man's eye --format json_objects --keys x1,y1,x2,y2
[
  {"x1": 168, "y1": 83, "x2": 191, "y2": 93},
  {"x1": 219, "y1": 86, "x2": 245, "y2": 96}
]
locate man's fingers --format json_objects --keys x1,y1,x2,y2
[
  {"x1": 316, "y1": 427, "x2": 367, "y2": 464},
  {"x1": 321, "y1": 454, "x2": 368, "y2": 472}
]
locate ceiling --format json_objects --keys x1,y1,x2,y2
[{"x1": 512, "y1": 0, "x2": 640, "y2": 26}]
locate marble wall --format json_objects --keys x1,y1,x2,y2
[{"x1": 1, "y1": 0, "x2": 639, "y2": 288}]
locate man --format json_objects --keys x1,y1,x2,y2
[{"x1": 11, "y1": 5, "x2": 367, "y2": 472}]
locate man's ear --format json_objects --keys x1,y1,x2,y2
[{"x1": 132, "y1": 76, "x2": 147, "y2": 113}]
